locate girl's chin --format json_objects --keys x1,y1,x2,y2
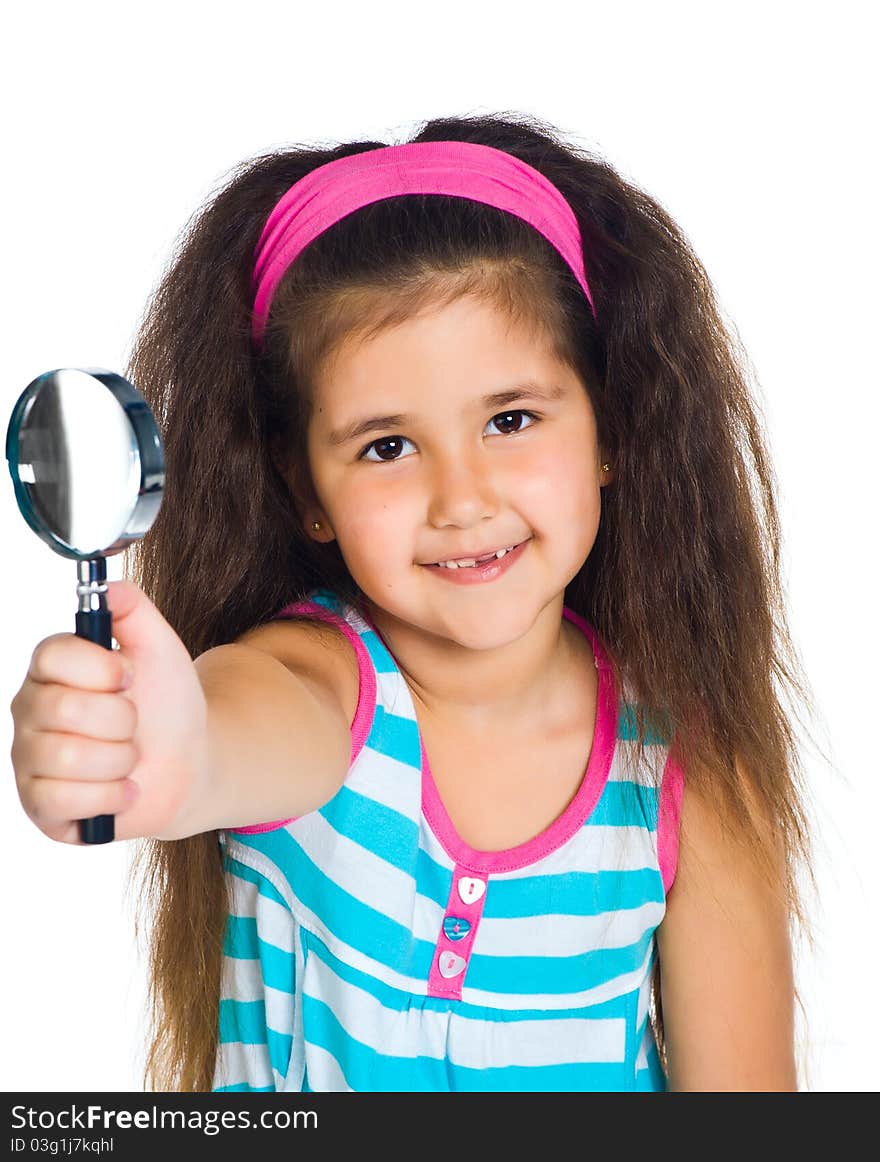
[{"x1": 423, "y1": 605, "x2": 541, "y2": 652}]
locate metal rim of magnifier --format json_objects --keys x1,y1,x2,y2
[{"x1": 5, "y1": 368, "x2": 165, "y2": 562}]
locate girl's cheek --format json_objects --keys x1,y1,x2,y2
[
  {"x1": 344, "y1": 478, "x2": 413, "y2": 540},
  {"x1": 516, "y1": 444, "x2": 582, "y2": 497}
]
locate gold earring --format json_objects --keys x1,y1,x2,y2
[
  {"x1": 601, "y1": 462, "x2": 611, "y2": 473},
  {"x1": 311, "y1": 521, "x2": 322, "y2": 531}
]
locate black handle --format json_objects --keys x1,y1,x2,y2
[{"x1": 75, "y1": 600, "x2": 115, "y2": 844}]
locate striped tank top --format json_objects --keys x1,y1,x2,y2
[{"x1": 213, "y1": 587, "x2": 684, "y2": 1092}]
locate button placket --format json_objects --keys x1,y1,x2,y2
[{"x1": 428, "y1": 865, "x2": 489, "y2": 999}]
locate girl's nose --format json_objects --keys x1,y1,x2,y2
[{"x1": 426, "y1": 449, "x2": 500, "y2": 529}]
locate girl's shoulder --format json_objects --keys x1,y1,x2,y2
[{"x1": 235, "y1": 600, "x2": 361, "y2": 730}]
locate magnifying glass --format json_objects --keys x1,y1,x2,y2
[{"x1": 5, "y1": 368, "x2": 165, "y2": 844}]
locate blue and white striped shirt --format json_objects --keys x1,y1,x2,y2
[{"x1": 213, "y1": 588, "x2": 683, "y2": 1092}]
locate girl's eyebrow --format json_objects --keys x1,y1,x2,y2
[{"x1": 326, "y1": 380, "x2": 566, "y2": 447}]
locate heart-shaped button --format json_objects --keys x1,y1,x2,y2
[
  {"x1": 438, "y1": 951, "x2": 466, "y2": 979},
  {"x1": 442, "y1": 916, "x2": 471, "y2": 942},
  {"x1": 457, "y1": 876, "x2": 485, "y2": 905}
]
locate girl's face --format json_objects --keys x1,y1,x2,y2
[{"x1": 302, "y1": 294, "x2": 609, "y2": 650}]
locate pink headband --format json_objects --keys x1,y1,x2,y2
[{"x1": 251, "y1": 140, "x2": 595, "y2": 349}]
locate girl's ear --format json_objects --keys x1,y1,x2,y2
[
  {"x1": 302, "y1": 507, "x2": 336, "y2": 544},
  {"x1": 270, "y1": 434, "x2": 337, "y2": 543}
]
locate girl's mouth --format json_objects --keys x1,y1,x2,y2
[{"x1": 421, "y1": 539, "x2": 529, "y2": 585}]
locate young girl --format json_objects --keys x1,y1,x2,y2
[{"x1": 10, "y1": 110, "x2": 815, "y2": 1092}]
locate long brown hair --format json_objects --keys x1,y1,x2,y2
[{"x1": 123, "y1": 110, "x2": 819, "y2": 1090}]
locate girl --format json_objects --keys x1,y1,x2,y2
[{"x1": 10, "y1": 110, "x2": 815, "y2": 1092}]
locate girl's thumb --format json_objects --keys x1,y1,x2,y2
[{"x1": 103, "y1": 578, "x2": 187, "y2": 663}]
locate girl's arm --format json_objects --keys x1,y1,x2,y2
[
  {"x1": 168, "y1": 631, "x2": 353, "y2": 839},
  {"x1": 655, "y1": 764, "x2": 798, "y2": 1091}
]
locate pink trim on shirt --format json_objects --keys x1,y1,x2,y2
[
  {"x1": 229, "y1": 599, "x2": 377, "y2": 835},
  {"x1": 657, "y1": 744, "x2": 685, "y2": 893},
  {"x1": 420, "y1": 606, "x2": 618, "y2": 873}
]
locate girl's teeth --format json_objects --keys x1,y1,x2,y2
[{"x1": 437, "y1": 546, "x2": 515, "y2": 568}]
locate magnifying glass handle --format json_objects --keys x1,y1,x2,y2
[{"x1": 75, "y1": 560, "x2": 115, "y2": 845}]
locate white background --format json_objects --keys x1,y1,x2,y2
[{"x1": 1, "y1": 1, "x2": 876, "y2": 1092}]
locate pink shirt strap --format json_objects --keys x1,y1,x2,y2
[{"x1": 657, "y1": 744, "x2": 685, "y2": 893}]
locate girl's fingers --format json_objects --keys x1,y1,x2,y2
[
  {"x1": 33, "y1": 820, "x2": 83, "y2": 847},
  {"x1": 23, "y1": 774, "x2": 139, "y2": 832},
  {"x1": 16, "y1": 731, "x2": 140, "y2": 784},
  {"x1": 18, "y1": 683, "x2": 137, "y2": 741},
  {"x1": 27, "y1": 633, "x2": 132, "y2": 692}
]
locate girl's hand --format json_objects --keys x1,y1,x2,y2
[{"x1": 9, "y1": 580, "x2": 209, "y2": 843}]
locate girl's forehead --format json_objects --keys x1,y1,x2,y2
[{"x1": 312, "y1": 295, "x2": 564, "y2": 396}]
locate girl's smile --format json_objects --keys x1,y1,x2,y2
[{"x1": 420, "y1": 536, "x2": 531, "y2": 583}]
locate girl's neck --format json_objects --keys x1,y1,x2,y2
[{"x1": 361, "y1": 594, "x2": 585, "y2": 738}]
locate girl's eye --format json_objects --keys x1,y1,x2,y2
[
  {"x1": 486, "y1": 410, "x2": 537, "y2": 436},
  {"x1": 360, "y1": 435, "x2": 416, "y2": 462},
  {"x1": 358, "y1": 411, "x2": 537, "y2": 462}
]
